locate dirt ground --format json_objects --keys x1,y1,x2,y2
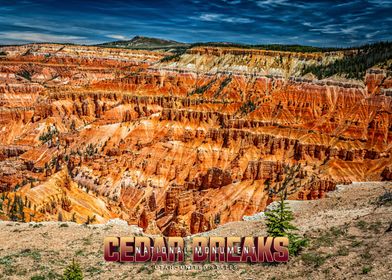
[{"x1": 0, "y1": 181, "x2": 391, "y2": 280}]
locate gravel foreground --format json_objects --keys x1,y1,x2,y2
[{"x1": 0, "y1": 182, "x2": 391, "y2": 280}]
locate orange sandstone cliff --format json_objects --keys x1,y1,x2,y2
[{"x1": 0, "y1": 44, "x2": 391, "y2": 235}]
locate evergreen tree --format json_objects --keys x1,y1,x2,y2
[
  {"x1": 265, "y1": 196, "x2": 307, "y2": 256},
  {"x1": 265, "y1": 196, "x2": 297, "y2": 236},
  {"x1": 301, "y1": 42, "x2": 392, "y2": 80},
  {"x1": 63, "y1": 259, "x2": 83, "y2": 280}
]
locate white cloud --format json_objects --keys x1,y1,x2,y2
[
  {"x1": 257, "y1": 0, "x2": 286, "y2": 5},
  {"x1": 309, "y1": 24, "x2": 365, "y2": 35},
  {"x1": 106, "y1": 34, "x2": 128, "y2": 40},
  {"x1": 367, "y1": 0, "x2": 392, "y2": 7},
  {"x1": 222, "y1": 0, "x2": 242, "y2": 4},
  {"x1": 192, "y1": 13, "x2": 254, "y2": 24},
  {"x1": 365, "y1": 30, "x2": 380, "y2": 38},
  {"x1": 199, "y1": 13, "x2": 221, "y2": 21},
  {"x1": 340, "y1": 25, "x2": 365, "y2": 34},
  {"x1": 256, "y1": 0, "x2": 306, "y2": 8},
  {"x1": 0, "y1": 32, "x2": 85, "y2": 43}
]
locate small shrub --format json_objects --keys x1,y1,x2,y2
[
  {"x1": 75, "y1": 250, "x2": 84, "y2": 256},
  {"x1": 82, "y1": 236, "x2": 92, "y2": 246},
  {"x1": 330, "y1": 226, "x2": 346, "y2": 236},
  {"x1": 377, "y1": 189, "x2": 392, "y2": 206},
  {"x1": 350, "y1": 240, "x2": 363, "y2": 247},
  {"x1": 368, "y1": 221, "x2": 382, "y2": 234},
  {"x1": 239, "y1": 100, "x2": 256, "y2": 115},
  {"x1": 337, "y1": 246, "x2": 349, "y2": 256},
  {"x1": 46, "y1": 270, "x2": 61, "y2": 280},
  {"x1": 362, "y1": 266, "x2": 372, "y2": 274},
  {"x1": 314, "y1": 232, "x2": 334, "y2": 247},
  {"x1": 31, "y1": 223, "x2": 43, "y2": 228},
  {"x1": 360, "y1": 251, "x2": 372, "y2": 260},
  {"x1": 63, "y1": 259, "x2": 83, "y2": 280},
  {"x1": 301, "y1": 253, "x2": 326, "y2": 267},
  {"x1": 31, "y1": 275, "x2": 45, "y2": 280},
  {"x1": 39, "y1": 126, "x2": 58, "y2": 144},
  {"x1": 137, "y1": 264, "x2": 154, "y2": 274},
  {"x1": 86, "y1": 266, "x2": 103, "y2": 275},
  {"x1": 356, "y1": 220, "x2": 367, "y2": 230},
  {"x1": 85, "y1": 215, "x2": 96, "y2": 225},
  {"x1": 0, "y1": 255, "x2": 13, "y2": 265}
]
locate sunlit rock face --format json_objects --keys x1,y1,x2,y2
[{"x1": 0, "y1": 44, "x2": 391, "y2": 235}]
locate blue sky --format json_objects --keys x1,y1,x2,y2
[{"x1": 0, "y1": 0, "x2": 391, "y2": 47}]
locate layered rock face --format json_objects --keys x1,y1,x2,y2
[{"x1": 0, "y1": 44, "x2": 391, "y2": 235}]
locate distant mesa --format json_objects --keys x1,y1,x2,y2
[
  {"x1": 97, "y1": 35, "x2": 190, "y2": 50},
  {"x1": 96, "y1": 35, "x2": 357, "y2": 54}
]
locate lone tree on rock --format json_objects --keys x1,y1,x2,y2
[
  {"x1": 265, "y1": 164, "x2": 307, "y2": 256},
  {"x1": 265, "y1": 196, "x2": 307, "y2": 256}
]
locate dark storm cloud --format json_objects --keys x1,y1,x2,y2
[{"x1": 0, "y1": 0, "x2": 390, "y2": 47}]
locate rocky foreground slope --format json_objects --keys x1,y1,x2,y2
[
  {"x1": 0, "y1": 43, "x2": 391, "y2": 235},
  {"x1": 0, "y1": 182, "x2": 391, "y2": 279}
]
